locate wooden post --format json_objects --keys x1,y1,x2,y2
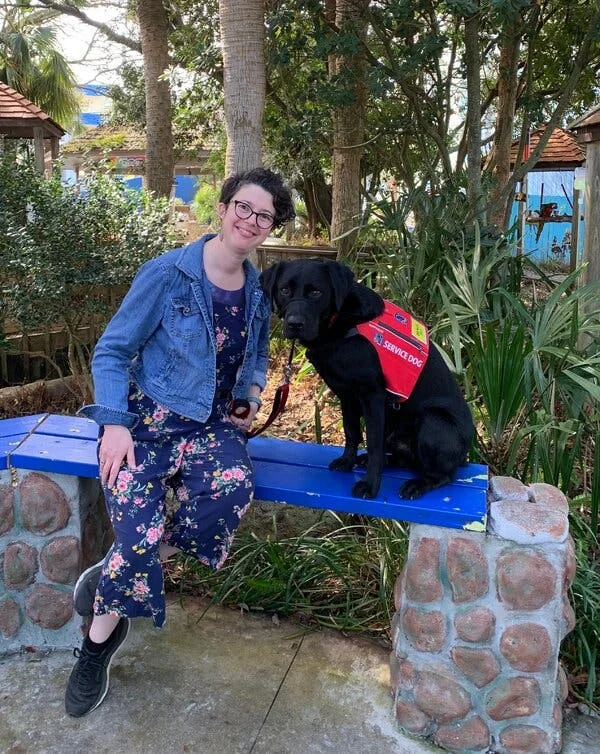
[
  {"x1": 570, "y1": 187, "x2": 580, "y2": 272},
  {"x1": 582, "y1": 141, "x2": 600, "y2": 286},
  {"x1": 33, "y1": 127, "x2": 45, "y2": 174}
]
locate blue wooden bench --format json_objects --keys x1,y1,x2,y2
[{"x1": 0, "y1": 413, "x2": 488, "y2": 531}]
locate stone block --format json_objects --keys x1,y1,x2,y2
[
  {"x1": 434, "y1": 715, "x2": 490, "y2": 752},
  {"x1": 454, "y1": 606, "x2": 495, "y2": 643},
  {"x1": 0, "y1": 484, "x2": 14, "y2": 535},
  {"x1": 25, "y1": 584, "x2": 73, "y2": 629},
  {"x1": 20, "y1": 473, "x2": 70, "y2": 535},
  {"x1": 0, "y1": 596, "x2": 21, "y2": 637},
  {"x1": 40, "y1": 536, "x2": 81, "y2": 584},
  {"x1": 3, "y1": 541, "x2": 38, "y2": 590},
  {"x1": 401, "y1": 607, "x2": 446, "y2": 652},
  {"x1": 499, "y1": 623, "x2": 553, "y2": 672},
  {"x1": 446, "y1": 536, "x2": 488, "y2": 603},
  {"x1": 496, "y1": 548, "x2": 557, "y2": 610},
  {"x1": 485, "y1": 676, "x2": 540, "y2": 721}
]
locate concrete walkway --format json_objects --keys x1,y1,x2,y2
[{"x1": 1, "y1": 594, "x2": 599, "y2": 754}]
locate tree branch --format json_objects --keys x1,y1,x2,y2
[{"x1": 33, "y1": 0, "x2": 142, "y2": 53}]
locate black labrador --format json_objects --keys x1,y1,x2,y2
[{"x1": 260, "y1": 259, "x2": 474, "y2": 500}]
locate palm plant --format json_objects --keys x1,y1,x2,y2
[{"x1": 0, "y1": 6, "x2": 79, "y2": 126}]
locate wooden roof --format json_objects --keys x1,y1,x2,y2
[
  {"x1": 0, "y1": 82, "x2": 65, "y2": 139},
  {"x1": 510, "y1": 126, "x2": 585, "y2": 170},
  {"x1": 62, "y1": 123, "x2": 212, "y2": 175},
  {"x1": 569, "y1": 104, "x2": 600, "y2": 143}
]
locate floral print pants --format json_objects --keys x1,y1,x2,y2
[{"x1": 94, "y1": 385, "x2": 254, "y2": 628}]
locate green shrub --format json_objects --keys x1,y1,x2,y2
[
  {"x1": 0, "y1": 153, "x2": 175, "y2": 389},
  {"x1": 191, "y1": 182, "x2": 219, "y2": 226}
]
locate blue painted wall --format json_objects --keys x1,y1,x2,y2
[{"x1": 509, "y1": 170, "x2": 584, "y2": 265}]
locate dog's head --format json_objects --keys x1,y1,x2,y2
[{"x1": 260, "y1": 259, "x2": 383, "y2": 343}]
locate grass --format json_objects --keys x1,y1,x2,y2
[
  {"x1": 563, "y1": 499, "x2": 600, "y2": 707},
  {"x1": 165, "y1": 515, "x2": 409, "y2": 640}
]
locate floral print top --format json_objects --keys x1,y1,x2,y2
[{"x1": 211, "y1": 283, "x2": 247, "y2": 413}]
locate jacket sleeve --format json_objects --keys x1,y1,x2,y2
[
  {"x1": 77, "y1": 258, "x2": 168, "y2": 427},
  {"x1": 251, "y1": 298, "x2": 271, "y2": 391}
]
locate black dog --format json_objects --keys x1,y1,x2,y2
[{"x1": 260, "y1": 259, "x2": 474, "y2": 500}]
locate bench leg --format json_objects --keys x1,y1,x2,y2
[
  {"x1": 0, "y1": 469, "x2": 111, "y2": 650},
  {"x1": 390, "y1": 476, "x2": 574, "y2": 754}
]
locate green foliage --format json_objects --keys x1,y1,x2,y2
[
  {"x1": 564, "y1": 507, "x2": 600, "y2": 704},
  {"x1": 172, "y1": 517, "x2": 409, "y2": 638},
  {"x1": 355, "y1": 184, "x2": 600, "y2": 703},
  {"x1": 0, "y1": 6, "x2": 79, "y2": 127},
  {"x1": 191, "y1": 182, "x2": 220, "y2": 225},
  {"x1": 0, "y1": 153, "x2": 174, "y2": 383}
]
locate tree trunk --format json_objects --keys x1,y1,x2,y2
[
  {"x1": 330, "y1": 0, "x2": 369, "y2": 259},
  {"x1": 137, "y1": 0, "x2": 174, "y2": 198},
  {"x1": 218, "y1": 0, "x2": 265, "y2": 174},
  {"x1": 463, "y1": 8, "x2": 484, "y2": 225},
  {"x1": 300, "y1": 173, "x2": 332, "y2": 239},
  {"x1": 486, "y1": 17, "x2": 522, "y2": 231}
]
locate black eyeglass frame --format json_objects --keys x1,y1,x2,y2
[{"x1": 232, "y1": 200, "x2": 275, "y2": 230}]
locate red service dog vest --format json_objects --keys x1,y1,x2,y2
[{"x1": 356, "y1": 301, "x2": 429, "y2": 400}]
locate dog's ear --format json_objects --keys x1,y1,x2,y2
[
  {"x1": 342, "y1": 282, "x2": 385, "y2": 324},
  {"x1": 259, "y1": 263, "x2": 285, "y2": 313},
  {"x1": 326, "y1": 262, "x2": 356, "y2": 311}
]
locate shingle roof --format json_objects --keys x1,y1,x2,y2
[
  {"x1": 569, "y1": 104, "x2": 600, "y2": 130},
  {"x1": 510, "y1": 126, "x2": 586, "y2": 170},
  {"x1": 0, "y1": 82, "x2": 65, "y2": 137},
  {"x1": 62, "y1": 123, "x2": 146, "y2": 153}
]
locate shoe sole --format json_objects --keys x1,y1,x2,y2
[
  {"x1": 73, "y1": 561, "x2": 104, "y2": 616},
  {"x1": 69, "y1": 618, "x2": 131, "y2": 718}
]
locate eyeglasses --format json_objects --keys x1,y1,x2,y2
[{"x1": 233, "y1": 200, "x2": 275, "y2": 230}]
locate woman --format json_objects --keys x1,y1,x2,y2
[{"x1": 65, "y1": 167, "x2": 295, "y2": 717}]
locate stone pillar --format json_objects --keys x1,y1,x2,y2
[
  {"x1": 391, "y1": 476, "x2": 574, "y2": 754},
  {"x1": 0, "y1": 469, "x2": 111, "y2": 652}
]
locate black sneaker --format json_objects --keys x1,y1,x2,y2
[
  {"x1": 65, "y1": 617, "x2": 130, "y2": 717},
  {"x1": 73, "y1": 560, "x2": 104, "y2": 616}
]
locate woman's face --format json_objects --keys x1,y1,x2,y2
[{"x1": 217, "y1": 183, "x2": 275, "y2": 253}]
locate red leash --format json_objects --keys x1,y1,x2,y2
[{"x1": 230, "y1": 341, "x2": 295, "y2": 438}]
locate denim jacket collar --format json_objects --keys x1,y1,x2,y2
[{"x1": 174, "y1": 234, "x2": 261, "y2": 289}]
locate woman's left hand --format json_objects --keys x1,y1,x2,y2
[{"x1": 228, "y1": 401, "x2": 260, "y2": 433}]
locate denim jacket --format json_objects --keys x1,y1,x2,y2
[{"x1": 78, "y1": 234, "x2": 271, "y2": 428}]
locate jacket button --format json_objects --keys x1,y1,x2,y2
[{"x1": 183, "y1": 307, "x2": 190, "y2": 314}]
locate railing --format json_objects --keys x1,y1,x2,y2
[{"x1": 256, "y1": 243, "x2": 337, "y2": 271}]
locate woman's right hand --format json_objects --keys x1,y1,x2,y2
[{"x1": 99, "y1": 424, "x2": 136, "y2": 488}]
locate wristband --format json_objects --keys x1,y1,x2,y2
[{"x1": 246, "y1": 396, "x2": 262, "y2": 409}]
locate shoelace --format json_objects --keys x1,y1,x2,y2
[{"x1": 72, "y1": 646, "x2": 105, "y2": 685}]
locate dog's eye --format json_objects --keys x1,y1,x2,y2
[
  {"x1": 280, "y1": 286, "x2": 291, "y2": 296},
  {"x1": 308, "y1": 289, "x2": 322, "y2": 299}
]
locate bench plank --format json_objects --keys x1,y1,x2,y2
[
  {"x1": 249, "y1": 437, "x2": 488, "y2": 490},
  {"x1": 0, "y1": 414, "x2": 48, "y2": 439},
  {"x1": 35, "y1": 414, "x2": 99, "y2": 440},
  {"x1": 1, "y1": 415, "x2": 488, "y2": 530},
  {"x1": 253, "y1": 459, "x2": 486, "y2": 529},
  {"x1": 10, "y1": 433, "x2": 100, "y2": 478},
  {"x1": 0, "y1": 434, "x2": 29, "y2": 471}
]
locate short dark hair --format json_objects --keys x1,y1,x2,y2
[{"x1": 219, "y1": 167, "x2": 295, "y2": 228}]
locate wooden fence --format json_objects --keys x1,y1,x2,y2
[
  {"x1": 1, "y1": 245, "x2": 338, "y2": 387},
  {"x1": 1, "y1": 285, "x2": 129, "y2": 387}
]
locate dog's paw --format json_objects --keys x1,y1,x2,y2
[
  {"x1": 399, "y1": 479, "x2": 428, "y2": 500},
  {"x1": 352, "y1": 479, "x2": 377, "y2": 499},
  {"x1": 329, "y1": 456, "x2": 355, "y2": 472}
]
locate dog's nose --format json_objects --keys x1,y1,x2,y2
[{"x1": 284, "y1": 315, "x2": 304, "y2": 335}]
